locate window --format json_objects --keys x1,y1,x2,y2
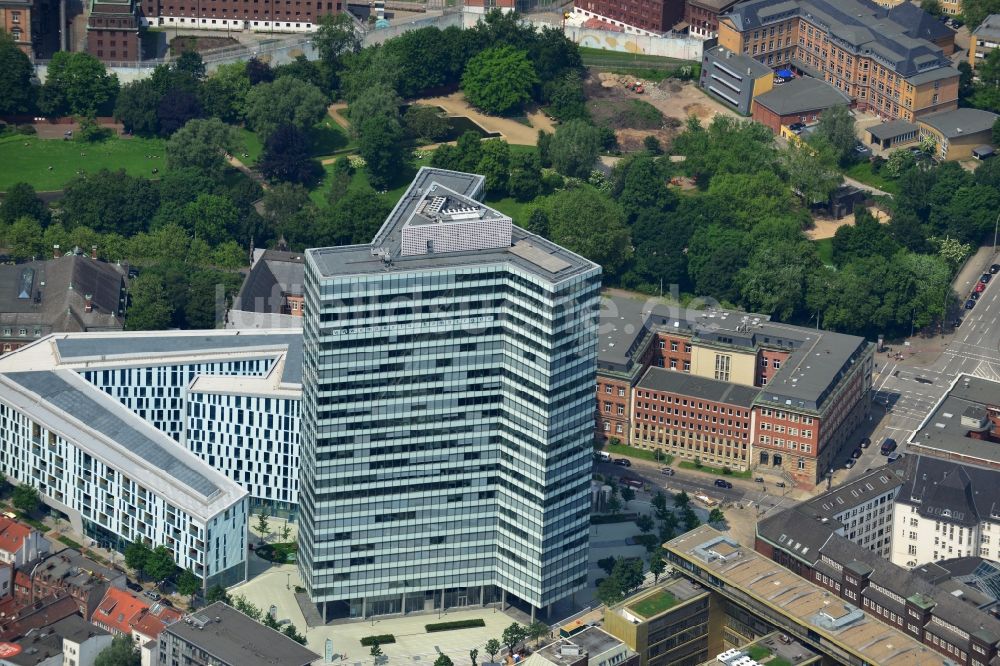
[
  {"x1": 18, "y1": 329, "x2": 26, "y2": 336},
  {"x1": 618, "y1": 388, "x2": 625, "y2": 397},
  {"x1": 604, "y1": 421, "x2": 610, "y2": 431},
  {"x1": 616, "y1": 423, "x2": 623, "y2": 434},
  {"x1": 617, "y1": 405, "x2": 624, "y2": 416},
  {"x1": 772, "y1": 359, "x2": 781, "y2": 369},
  {"x1": 683, "y1": 361, "x2": 691, "y2": 372},
  {"x1": 605, "y1": 385, "x2": 612, "y2": 394},
  {"x1": 11, "y1": 11, "x2": 20, "y2": 22},
  {"x1": 714, "y1": 354, "x2": 731, "y2": 382},
  {"x1": 604, "y1": 403, "x2": 611, "y2": 413},
  {"x1": 670, "y1": 341, "x2": 678, "y2": 351}
]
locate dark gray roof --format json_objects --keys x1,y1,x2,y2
[
  {"x1": 5, "y1": 611, "x2": 110, "y2": 666},
  {"x1": 705, "y1": 45, "x2": 772, "y2": 79},
  {"x1": 895, "y1": 455, "x2": 1000, "y2": 527},
  {"x1": 722, "y1": 0, "x2": 951, "y2": 77},
  {"x1": 5, "y1": 371, "x2": 221, "y2": 498},
  {"x1": 919, "y1": 108, "x2": 999, "y2": 138},
  {"x1": 885, "y1": 2, "x2": 953, "y2": 43},
  {"x1": 637, "y1": 366, "x2": 759, "y2": 407},
  {"x1": 804, "y1": 467, "x2": 903, "y2": 518},
  {"x1": 55, "y1": 332, "x2": 300, "y2": 361},
  {"x1": 688, "y1": 0, "x2": 739, "y2": 11},
  {"x1": 307, "y1": 167, "x2": 599, "y2": 284},
  {"x1": 906, "y1": 65, "x2": 960, "y2": 85},
  {"x1": 753, "y1": 77, "x2": 851, "y2": 115},
  {"x1": 0, "y1": 254, "x2": 126, "y2": 337},
  {"x1": 165, "y1": 602, "x2": 319, "y2": 666},
  {"x1": 234, "y1": 250, "x2": 305, "y2": 315},
  {"x1": 867, "y1": 119, "x2": 919, "y2": 140}
]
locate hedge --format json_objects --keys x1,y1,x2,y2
[
  {"x1": 360, "y1": 635, "x2": 396, "y2": 646},
  {"x1": 425, "y1": 619, "x2": 487, "y2": 632}
]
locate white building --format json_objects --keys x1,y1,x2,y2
[
  {"x1": 891, "y1": 454, "x2": 1000, "y2": 567},
  {"x1": 0, "y1": 515, "x2": 51, "y2": 567},
  {"x1": 0, "y1": 330, "x2": 303, "y2": 589}
]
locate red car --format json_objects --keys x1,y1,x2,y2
[{"x1": 976, "y1": 282, "x2": 986, "y2": 293}]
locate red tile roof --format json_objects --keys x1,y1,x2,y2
[
  {"x1": 0, "y1": 518, "x2": 31, "y2": 556},
  {"x1": 132, "y1": 602, "x2": 181, "y2": 639},
  {"x1": 90, "y1": 588, "x2": 148, "y2": 636}
]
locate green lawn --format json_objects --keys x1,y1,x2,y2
[
  {"x1": 579, "y1": 46, "x2": 691, "y2": 67},
  {"x1": 241, "y1": 118, "x2": 352, "y2": 168},
  {"x1": 485, "y1": 195, "x2": 537, "y2": 225},
  {"x1": 309, "y1": 157, "x2": 413, "y2": 209},
  {"x1": 0, "y1": 134, "x2": 167, "y2": 192},
  {"x1": 814, "y1": 237, "x2": 834, "y2": 266},
  {"x1": 678, "y1": 460, "x2": 752, "y2": 479},
  {"x1": 603, "y1": 443, "x2": 674, "y2": 465},
  {"x1": 238, "y1": 129, "x2": 263, "y2": 166},
  {"x1": 844, "y1": 160, "x2": 900, "y2": 196},
  {"x1": 747, "y1": 645, "x2": 772, "y2": 661},
  {"x1": 629, "y1": 590, "x2": 677, "y2": 617}
]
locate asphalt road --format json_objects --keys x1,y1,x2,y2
[{"x1": 836, "y1": 248, "x2": 1000, "y2": 484}]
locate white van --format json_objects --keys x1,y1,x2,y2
[{"x1": 596, "y1": 451, "x2": 611, "y2": 462}]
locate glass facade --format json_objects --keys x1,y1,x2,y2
[{"x1": 298, "y1": 261, "x2": 601, "y2": 615}]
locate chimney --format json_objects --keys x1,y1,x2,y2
[
  {"x1": 53, "y1": 245, "x2": 61, "y2": 259},
  {"x1": 91, "y1": 245, "x2": 98, "y2": 260},
  {"x1": 84, "y1": 294, "x2": 93, "y2": 313}
]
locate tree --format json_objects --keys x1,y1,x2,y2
[
  {"x1": 12, "y1": 483, "x2": 39, "y2": 513},
  {"x1": 526, "y1": 208, "x2": 549, "y2": 236},
  {"x1": 636, "y1": 514, "x2": 654, "y2": 533},
  {"x1": 476, "y1": 139, "x2": 511, "y2": 195},
  {"x1": 544, "y1": 71, "x2": 587, "y2": 121},
  {"x1": 245, "y1": 77, "x2": 327, "y2": 139},
  {"x1": 611, "y1": 557, "x2": 644, "y2": 594},
  {"x1": 157, "y1": 87, "x2": 202, "y2": 136},
  {"x1": 462, "y1": 45, "x2": 539, "y2": 116},
  {"x1": 177, "y1": 568, "x2": 200, "y2": 596},
  {"x1": 167, "y1": 118, "x2": 241, "y2": 173},
  {"x1": 404, "y1": 104, "x2": 450, "y2": 142},
  {"x1": 0, "y1": 30, "x2": 37, "y2": 114},
  {"x1": 246, "y1": 57, "x2": 274, "y2": 85},
  {"x1": 811, "y1": 105, "x2": 857, "y2": 166},
  {"x1": 470, "y1": 649, "x2": 479, "y2": 666},
  {"x1": 175, "y1": 51, "x2": 206, "y2": 80},
  {"x1": 313, "y1": 12, "x2": 361, "y2": 68},
  {"x1": 434, "y1": 656, "x2": 454, "y2": 666},
  {"x1": 282, "y1": 624, "x2": 307, "y2": 645},
  {"x1": 542, "y1": 188, "x2": 630, "y2": 275},
  {"x1": 621, "y1": 486, "x2": 636, "y2": 504},
  {"x1": 484, "y1": 639, "x2": 501, "y2": 664},
  {"x1": 200, "y1": 61, "x2": 251, "y2": 124},
  {"x1": 95, "y1": 634, "x2": 140, "y2": 666},
  {"x1": 737, "y1": 240, "x2": 814, "y2": 321},
  {"x1": 509, "y1": 152, "x2": 542, "y2": 202},
  {"x1": 255, "y1": 507, "x2": 272, "y2": 542},
  {"x1": 38, "y1": 52, "x2": 118, "y2": 117},
  {"x1": 652, "y1": 491, "x2": 668, "y2": 519},
  {"x1": 357, "y1": 114, "x2": 406, "y2": 190},
  {"x1": 315, "y1": 190, "x2": 391, "y2": 246},
  {"x1": 673, "y1": 491, "x2": 690, "y2": 510},
  {"x1": 548, "y1": 119, "x2": 602, "y2": 179},
  {"x1": 920, "y1": 0, "x2": 943, "y2": 15},
  {"x1": 0, "y1": 182, "x2": 50, "y2": 226},
  {"x1": 6, "y1": 216, "x2": 45, "y2": 262},
  {"x1": 597, "y1": 556, "x2": 616, "y2": 576},
  {"x1": 124, "y1": 540, "x2": 152, "y2": 574},
  {"x1": 279, "y1": 522, "x2": 292, "y2": 542},
  {"x1": 263, "y1": 611, "x2": 281, "y2": 630},
  {"x1": 643, "y1": 135, "x2": 663, "y2": 155},
  {"x1": 597, "y1": 576, "x2": 625, "y2": 607},
  {"x1": 649, "y1": 552, "x2": 666, "y2": 583},
  {"x1": 126, "y1": 274, "x2": 171, "y2": 331},
  {"x1": 144, "y1": 545, "x2": 177, "y2": 582},
  {"x1": 259, "y1": 123, "x2": 323, "y2": 185},
  {"x1": 527, "y1": 621, "x2": 548, "y2": 647},
  {"x1": 206, "y1": 584, "x2": 229, "y2": 604},
  {"x1": 783, "y1": 142, "x2": 842, "y2": 205},
  {"x1": 708, "y1": 508, "x2": 726, "y2": 525},
  {"x1": 370, "y1": 642, "x2": 384, "y2": 659},
  {"x1": 347, "y1": 83, "x2": 402, "y2": 138},
  {"x1": 60, "y1": 170, "x2": 159, "y2": 236},
  {"x1": 230, "y1": 594, "x2": 262, "y2": 620},
  {"x1": 884, "y1": 149, "x2": 917, "y2": 178},
  {"x1": 606, "y1": 495, "x2": 622, "y2": 515},
  {"x1": 501, "y1": 623, "x2": 527, "y2": 655},
  {"x1": 682, "y1": 507, "x2": 700, "y2": 531}
]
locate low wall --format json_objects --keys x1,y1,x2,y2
[{"x1": 563, "y1": 25, "x2": 704, "y2": 60}]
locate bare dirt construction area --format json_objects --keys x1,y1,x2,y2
[
  {"x1": 806, "y1": 206, "x2": 890, "y2": 240},
  {"x1": 586, "y1": 72, "x2": 736, "y2": 151}
]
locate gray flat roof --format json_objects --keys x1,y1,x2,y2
[
  {"x1": 867, "y1": 119, "x2": 918, "y2": 140},
  {"x1": 5, "y1": 370, "x2": 221, "y2": 498},
  {"x1": 918, "y1": 107, "x2": 998, "y2": 138},
  {"x1": 637, "y1": 366, "x2": 760, "y2": 407},
  {"x1": 705, "y1": 45, "x2": 772, "y2": 78},
  {"x1": 307, "y1": 167, "x2": 599, "y2": 285},
  {"x1": 753, "y1": 76, "x2": 851, "y2": 115},
  {"x1": 906, "y1": 65, "x2": 960, "y2": 85},
  {"x1": 165, "y1": 602, "x2": 319, "y2": 666},
  {"x1": 910, "y1": 375, "x2": 1000, "y2": 463},
  {"x1": 973, "y1": 14, "x2": 1000, "y2": 40}
]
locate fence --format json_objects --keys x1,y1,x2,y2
[{"x1": 562, "y1": 24, "x2": 704, "y2": 60}]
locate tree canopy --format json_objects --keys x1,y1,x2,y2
[
  {"x1": 461, "y1": 45, "x2": 539, "y2": 116},
  {"x1": 0, "y1": 30, "x2": 36, "y2": 114},
  {"x1": 38, "y1": 52, "x2": 119, "y2": 116}
]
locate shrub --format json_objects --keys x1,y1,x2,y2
[
  {"x1": 15, "y1": 124, "x2": 36, "y2": 135},
  {"x1": 425, "y1": 619, "x2": 486, "y2": 632},
  {"x1": 360, "y1": 634, "x2": 396, "y2": 646}
]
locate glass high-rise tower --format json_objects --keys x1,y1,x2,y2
[{"x1": 298, "y1": 168, "x2": 601, "y2": 620}]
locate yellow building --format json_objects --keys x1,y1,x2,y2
[
  {"x1": 970, "y1": 14, "x2": 1000, "y2": 68},
  {"x1": 717, "y1": 0, "x2": 959, "y2": 121},
  {"x1": 917, "y1": 107, "x2": 998, "y2": 160}
]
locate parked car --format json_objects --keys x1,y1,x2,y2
[
  {"x1": 966, "y1": 299, "x2": 977, "y2": 310},
  {"x1": 126, "y1": 580, "x2": 142, "y2": 593},
  {"x1": 854, "y1": 142, "x2": 872, "y2": 157},
  {"x1": 788, "y1": 122, "x2": 805, "y2": 133},
  {"x1": 775, "y1": 481, "x2": 786, "y2": 488},
  {"x1": 622, "y1": 478, "x2": 643, "y2": 489},
  {"x1": 976, "y1": 281, "x2": 986, "y2": 293},
  {"x1": 981, "y1": 273, "x2": 992, "y2": 284},
  {"x1": 660, "y1": 467, "x2": 675, "y2": 476},
  {"x1": 971, "y1": 291, "x2": 981, "y2": 301},
  {"x1": 754, "y1": 477, "x2": 765, "y2": 483},
  {"x1": 714, "y1": 479, "x2": 733, "y2": 489},
  {"x1": 880, "y1": 438, "x2": 898, "y2": 455},
  {"x1": 860, "y1": 437, "x2": 871, "y2": 449},
  {"x1": 953, "y1": 318, "x2": 963, "y2": 328},
  {"x1": 990, "y1": 264, "x2": 999, "y2": 274},
  {"x1": 845, "y1": 459, "x2": 857, "y2": 469},
  {"x1": 887, "y1": 452, "x2": 904, "y2": 463},
  {"x1": 851, "y1": 448, "x2": 863, "y2": 459},
  {"x1": 613, "y1": 458, "x2": 631, "y2": 467},
  {"x1": 144, "y1": 590, "x2": 162, "y2": 601},
  {"x1": 596, "y1": 451, "x2": 611, "y2": 462}
]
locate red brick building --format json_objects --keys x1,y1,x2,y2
[
  {"x1": 138, "y1": 0, "x2": 341, "y2": 34},
  {"x1": 574, "y1": 0, "x2": 684, "y2": 35},
  {"x1": 750, "y1": 76, "x2": 851, "y2": 134},
  {"x1": 596, "y1": 292, "x2": 873, "y2": 487},
  {"x1": 683, "y1": 0, "x2": 738, "y2": 39},
  {"x1": 86, "y1": 0, "x2": 141, "y2": 62}
]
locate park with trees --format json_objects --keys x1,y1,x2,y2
[{"x1": 0, "y1": 7, "x2": 997, "y2": 338}]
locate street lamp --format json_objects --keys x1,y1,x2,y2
[{"x1": 286, "y1": 572, "x2": 290, "y2": 590}]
